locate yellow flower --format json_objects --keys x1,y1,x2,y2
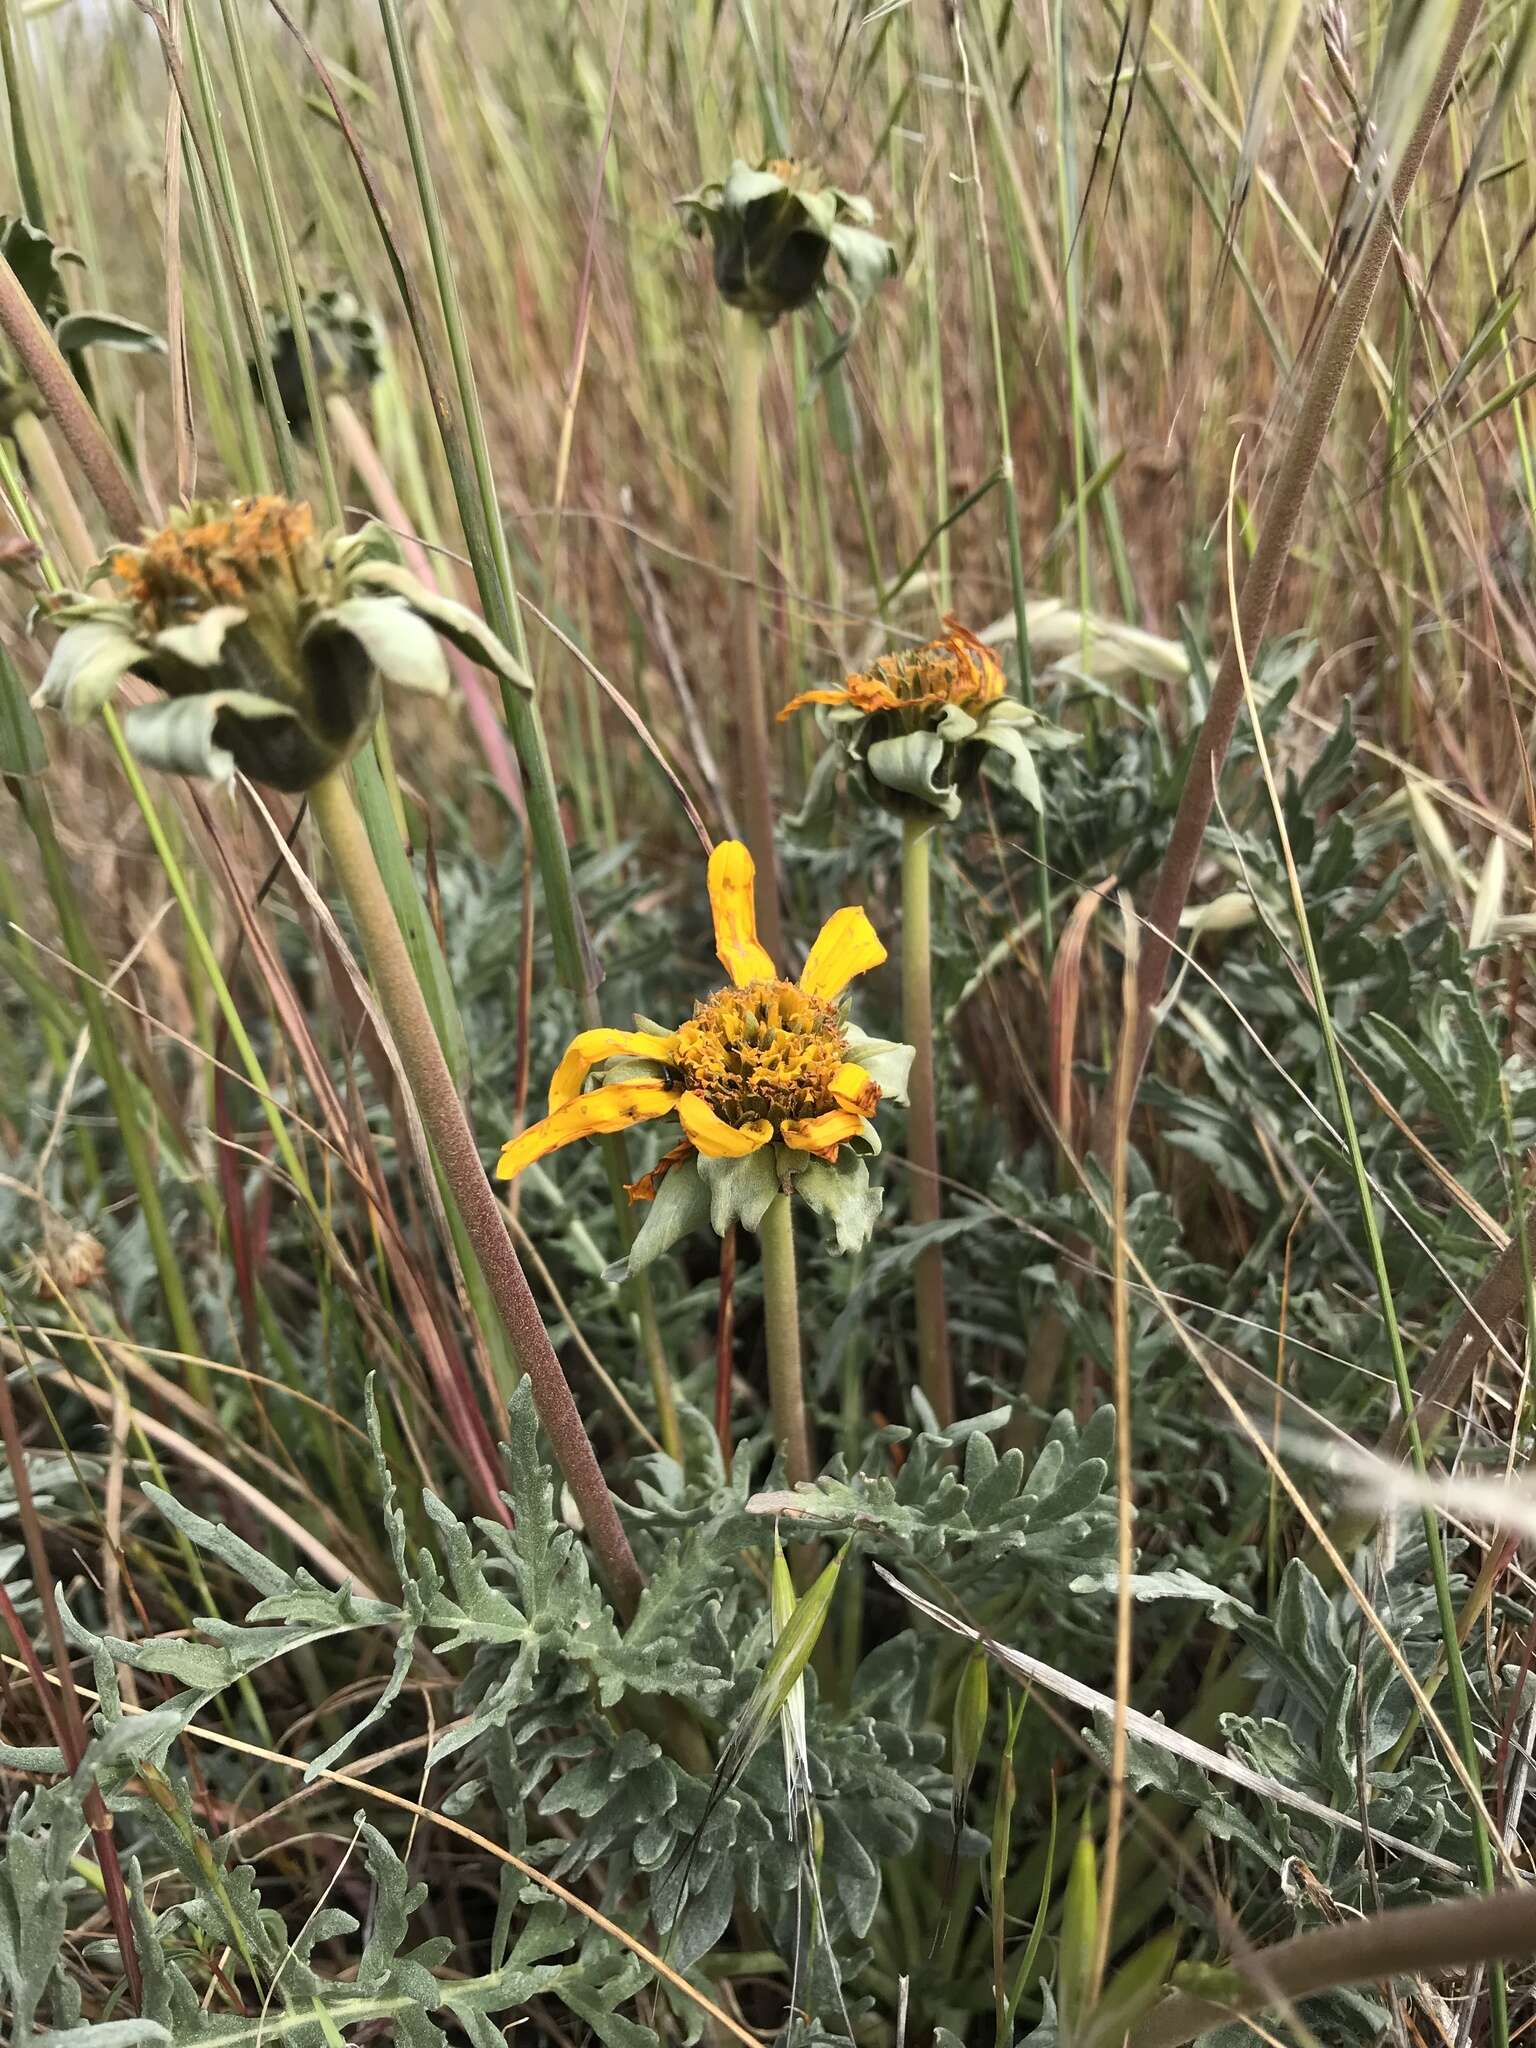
[
  {"x1": 497, "y1": 842, "x2": 914, "y2": 1266},
  {"x1": 780, "y1": 617, "x2": 1064, "y2": 823}
]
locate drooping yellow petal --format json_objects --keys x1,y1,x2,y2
[
  {"x1": 677, "y1": 1091, "x2": 774, "y2": 1159},
  {"x1": 547, "y1": 1027, "x2": 677, "y2": 1112},
  {"x1": 799, "y1": 906, "x2": 886, "y2": 1002},
  {"x1": 777, "y1": 685, "x2": 853, "y2": 722},
  {"x1": 707, "y1": 839, "x2": 778, "y2": 986},
  {"x1": 781, "y1": 1109, "x2": 863, "y2": 1156},
  {"x1": 828, "y1": 1061, "x2": 880, "y2": 1116},
  {"x1": 496, "y1": 1083, "x2": 680, "y2": 1181}
]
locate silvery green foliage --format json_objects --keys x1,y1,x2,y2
[
  {"x1": 8, "y1": 1382, "x2": 1022, "y2": 2036},
  {"x1": 762, "y1": 1407, "x2": 1120, "y2": 1616}
]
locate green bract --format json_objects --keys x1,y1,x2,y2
[
  {"x1": 677, "y1": 158, "x2": 896, "y2": 329},
  {"x1": 32, "y1": 496, "x2": 528, "y2": 791},
  {"x1": 257, "y1": 285, "x2": 385, "y2": 437}
]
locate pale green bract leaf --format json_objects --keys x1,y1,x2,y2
[
  {"x1": 150, "y1": 604, "x2": 248, "y2": 669},
  {"x1": 842, "y1": 1027, "x2": 915, "y2": 1106},
  {"x1": 831, "y1": 221, "x2": 898, "y2": 306},
  {"x1": 719, "y1": 161, "x2": 790, "y2": 210},
  {"x1": 326, "y1": 596, "x2": 450, "y2": 697},
  {"x1": 790, "y1": 1150, "x2": 882, "y2": 1254},
  {"x1": 33, "y1": 621, "x2": 147, "y2": 724},
  {"x1": 120, "y1": 691, "x2": 296, "y2": 785},
  {"x1": 864, "y1": 728, "x2": 961, "y2": 819},
  {"x1": 53, "y1": 311, "x2": 167, "y2": 357},
  {"x1": 698, "y1": 1144, "x2": 781, "y2": 1236},
  {"x1": 982, "y1": 722, "x2": 1044, "y2": 811},
  {"x1": 622, "y1": 1155, "x2": 709, "y2": 1276},
  {"x1": 351, "y1": 559, "x2": 531, "y2": 688}
]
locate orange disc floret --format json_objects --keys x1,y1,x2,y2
[
  {"x1": 114, "y1": 497, "x2": 317, "y2": 627},
  {"x1": 673, "y1": 980, "x2": 847, "y2": 1131},
  {"x1": 781, "y1": 617, "x2": 1005, "y2": 724}
]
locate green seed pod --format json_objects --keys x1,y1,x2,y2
[
  {"x1": 950, "y1": 1644, "x2": 990, "y2": 1826},
  {"x1": 1057, "y1": 1821, "x2": 1100, "y2": 2043},
  {"x1": 33, "y1": 496, "x2": 529, "y2": 792},
  {"x1": 677, "y1": 159, "x2": 895, "y2": 329}
]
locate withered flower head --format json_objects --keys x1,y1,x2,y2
[
  {"x1": 782, "y1": 619, "x2": 1067, "y2": 822},
  {"x1": 257, "y1": 286, "x2": 384, "y2": 438},
  {"x1": 677, "y1": 158, "x2": 896, "y2": 330},
  {"x1": 33, "y1": 496, "x2": 528, "y2": 791}
]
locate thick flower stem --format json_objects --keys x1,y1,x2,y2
[
  {"x1": 307, "y1": 767, "x2": 645, "y2": 1619},
  {"x1": 759, "y1": 1193, "x2": 811, "y2": 1488},
  {"x1": 0, "y1": 249, "x2": 143, "y2": 540},
  {"x1": 901, "y1": 815, "x2": 954, "y2": 1427},
  {"x1": 729, "y1": 318, "x2": 785, "y2": 964},
  {"x1": 1125, "y1": 1886, "x2": 1536, "y2": 2048}
]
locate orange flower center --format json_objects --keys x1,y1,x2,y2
[
  {"x1": 111, "y1": 497, "x2": 316, "y2": 630},
  {"x1": 847, "y1": 623, "x2": 1006, "y2": 720},
  {"x1": 673, "y1": 980, "x2": 846, "y2": 1128}
]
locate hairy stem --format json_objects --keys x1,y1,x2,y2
[
  {"x1": 307, "y1": 767, "x2": 644, "y2": 1618},
  {"x1": 1128, "y1": 1887, "x2": 1536, "y2": 2048},
  {"x1": 759, "y1": 1192, "x2": 811, "y2": 1487},
  {"x1": 729, "y1": 318, "x2": 785, "y2": 963},
  {"x1": 0, "y1": 250, "x2": 142, "y2": 540},
  {"x1": 901, "y1": 815, "x2": 954, "y2": 1425}
]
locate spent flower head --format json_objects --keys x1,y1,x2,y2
[
  {"x1": 677, "y1": 158, "x2": 895, "y2": 334},
  {"x1": 32, "y1": 494, "x2": 527, "y2": 791},
  {"x1": 257, "y1": 286, "x2": 384, "y2": 438},
  {"x1": 782, "y1": 617, "x2": 1068, "y2": 822},
  {"x1": 498, "y1": 841, "x2": 913, "y2": 1266}
]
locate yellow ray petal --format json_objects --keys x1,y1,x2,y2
[
  {"x1": 799, "y1": 906, "x2": 886, "y2": 1002},
  {"x1": 677, "y1": 1091, "x2": 774, "y2": 1159},
  {"x1": 547, "y1": 1027, "x2": 677, "y2": 1112},
  {"x1": 496, "y1": 1083, "x2": 680, "y2": 1181},
  {"x1": 777, "y1": 685, "x2": 853, "y2": 722},
  {"x1": 708, "y1": 839, "x2": 778, "y2": 986},
  {"x1": 828, "y1": 1061, "x2": 880, "y2": 1116},
  {"x1": 781, "y1": 1109, "x2": 863, "y2": 1156}
]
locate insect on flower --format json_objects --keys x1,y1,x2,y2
[
  {"x1": 31, "y1": 495, "x2": 527, "y2": 790},
  {"x1": 497, "y1": 842, "x2": 914, "y2": 1269},
  {"x1": 781, "y1": 618, "x2": 1067, "y2": 822}
]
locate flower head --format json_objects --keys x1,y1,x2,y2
[
  {"x1": 257, "y1": 286, "x2": 384, "y2": 438},
  {"x1": 781, "y1": 618, "x2": 1064, "y2": 822},
  {"x1": 677, "y1": 158, "x2": 895, "y2": 331},
  {"x1": 32, "y1": 495, "x2": 528, "y2": 791},
  {"x1": 497, "y1": 842, "x2": 914, "y2": 1267}
]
